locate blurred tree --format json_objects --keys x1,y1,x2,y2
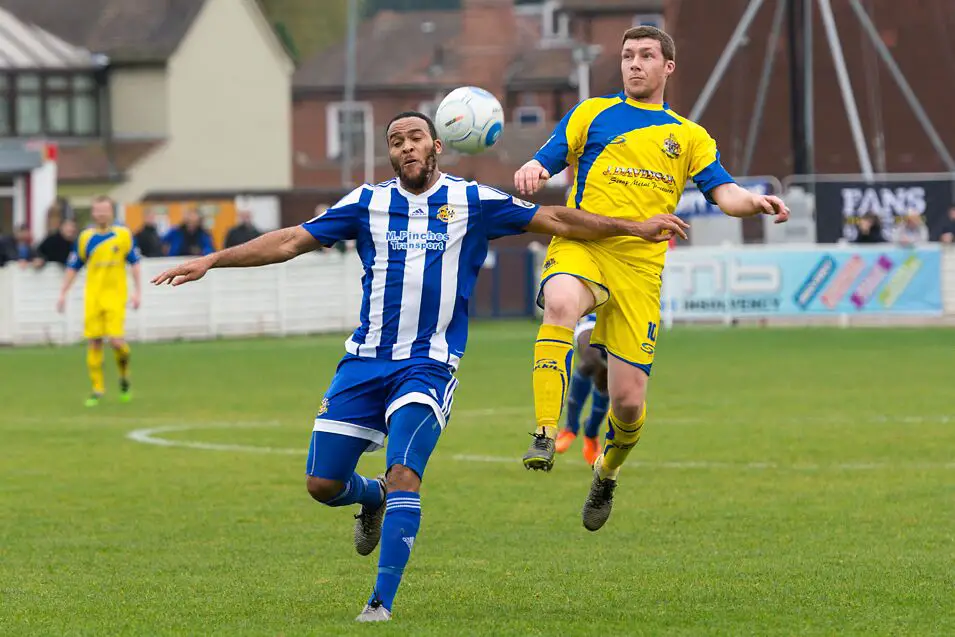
[{"x1": 258, "y1": 0, "x2": 354, "y2": 62}]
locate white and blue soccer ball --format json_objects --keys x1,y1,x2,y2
[{"x1": 434, "y1": 86, "x2": 504, "y2": 155}]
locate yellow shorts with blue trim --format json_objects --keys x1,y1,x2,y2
[
  {"x1": 538, "y1": 238, "x2": 661, "y2": 375},
  {"x1": 84, "y1": 305, "x2": 126, "y2": 340}
]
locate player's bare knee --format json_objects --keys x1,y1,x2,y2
[
  {"x1": 305, "y1": 476, "x2": 344, "y2": 503},
  {"x1": 88, "y1": 339, "x2": 104, "y2": 350},
  {"x1": 542, "y1": 295, "x2": 580, "y2": 327},
  {"x1": 109, "y1": 338, "x2": 125, "y2": 349},
  {"x1": 610, "y1": 388, "x2": 646, "y2": 423},
  {"x1": 542, "y1": 276, "x2": 592, "y2": 327},
  {"x1": 386, "y1": 464, "x2": 421, "y2": 493}
]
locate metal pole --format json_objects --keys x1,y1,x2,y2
[
  {"x1": 341, "y1": 0, "x2": 359, "y2": 188},
  {"x1": 848, "y1": 0, "x2": 955, "y2": 171},
  {"x1": 787, "y1": 0, "x2": 808, "y2": 175},
  {"x1": 817, "y1": 0, "x2": 874, "y2": 179},
  {"x1": 742, "y1": 0, "x2": 787, "y2": 175},
  {"x1": 803, "y1": 0, "x2": 814, "y2": 174},
  {"x1": 689, "y1": 0, "x2": 766, "y2": 121}
]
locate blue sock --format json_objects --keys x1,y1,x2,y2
[
  {"x1": 584, "y1": 389, "x2": 610, "y2": 439},
  {"x1": 564, "y1": 372, "x2": 592, "y2": 434},
  {"x1": 370, "y1": 491, "x2": 421, "y2": 612},
  {"x1": 324, "y1": 473, "x2": 383, "y2": 509}
]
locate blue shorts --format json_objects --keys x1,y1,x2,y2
[{"x1": 306, "y1": 356, "x2": 458, "y2": 481}]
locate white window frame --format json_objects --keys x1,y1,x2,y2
[
  {"x1": 326, "y1": 101, "x2": 373, "y2": 160},
  {"x1": 514, "y1": 106, "x2": 546, "y2": 129},
  {"x1": 542, "y1": 0, "x2": 570, "y2": 42},
  {"x1": 633, "y1": 13, "x2": 665, "y2": 30}
]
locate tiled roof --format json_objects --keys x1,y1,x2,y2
[
  {"x1": 0, "y1": 0, "x2": 206, "y2": 63},
  {"x1": 0, "y1": 6, "x2": 99, "y2": 69},
  {"x1": 57, "y1": 140, "x2": 164, "y2": 182}
]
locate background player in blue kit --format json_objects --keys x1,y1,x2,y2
[
  {"x1": 555, "y1": 314, "x2": 610, "y2": 466},
  {"x1": 152, "y1": 111, "x2": 687, "y2": 623}
]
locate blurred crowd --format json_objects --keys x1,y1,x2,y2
[
  {"x1": 0, "y1": 205, "x2": 263, "y2": 269},
  {"x1": 853, "y1": 205, "x2": 955, "y2": 247}
]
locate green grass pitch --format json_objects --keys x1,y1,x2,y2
[{"x1": 2, "y1": 321, "x2": 954, "y2": 636}]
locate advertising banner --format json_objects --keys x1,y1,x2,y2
[
  {"x1": 664, "y1": 246, "x2": 943, "y2": 318},
  {"x1": 814, "y1": 178, "x2": 954, "y2": 242}
]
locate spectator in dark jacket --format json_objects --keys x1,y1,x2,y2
[
  {"x1": 14, "y1": 225, "x2": 35, "y2": 267},
  {"x1": 938, "y1": 205, "x2": 955, "y2": 244},
  {"x1": 0, "y1": 231, "x2": 15, "y2": 267},
  {"x1": 854, "y1": 213, "x2": 885, "y2": 243},
  {"x1": 224, "y1": 210, "x2": 261, "y2": 248},
  {"x1": 163, "y1": 208, "x2": 214, "y2": 257},
  {"x1": 135, "y1": 212, "x2": 166, "y2": 258},
  {"x1": 34, "y1": 218, "x2": 77, "y2": 267}
]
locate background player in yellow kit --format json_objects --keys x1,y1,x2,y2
[
  {"x1": 57, "y1": 196, "x2": 142, "y2": 406},
  {"x1": 514, "y1": 26, "x2": 789, "y2": 531}
]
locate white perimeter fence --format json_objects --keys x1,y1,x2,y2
[{"x1": 1, "y1": 244, "x2": 954, "y2": 346}]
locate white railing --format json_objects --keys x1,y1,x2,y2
[
  {"x1": 2, "y1": 244, "x2": 953, "y2": 346},
  {"x1": 0, "y1": 250, "x2": 364, "y2": 346}
]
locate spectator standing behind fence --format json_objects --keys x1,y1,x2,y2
[
  {"x1": 163, "y1": 208, "x2": 214, "y2": 257},
  {"x1": 938, "y1": 205, "x2": 955, "y2": 244},
  {"x1": 893, "y1": 209, "x2": 928, "y2": 247},
  {"x1": 0, "y1": 229, "x2": 15, "y2": 266},
  {"x1": 854, "y1": 213, "x2": 885, "y2": 243},
  {"x1": 135, "y1": 212, "x2": 166, "y2": 258},
  {"x1": 14, "y1": 225, "x2": 35, "y2": 267},
  {"x1": 34, "y1": 218, "x2": 78, "y2": 267},
  {"x1": 224, "y1": 210, "x2": 261, "y2": 248}
]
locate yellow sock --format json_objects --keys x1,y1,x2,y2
[
  {"x1": 598, "y1": 405, "x2": 646, "y2": 479},
  {"x1": 532, "y1": 324, "x2": 575, "y2": 438},
  {"x1": 114, "y1": 343, "x2": 131, "y2": 379},
  {"x1": 87, "y1": 346, "x2": 105, "y2": 395}
]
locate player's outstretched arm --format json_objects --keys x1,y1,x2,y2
[
  {"x1": 151, "y1": 226, "x2": 320, "y2": 286},
  {"x1": 710, "y1": 183, "x2": 790, "y2": 224},
  {"x1": 56, "y1": 269, "x2": 79, "y2": 313},
  {"x1": 526, "y1": 206, "x2": 689, "y2": 243}
]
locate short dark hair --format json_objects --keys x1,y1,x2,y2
[
  {"x1": 622, "y1": 25, "x2": 676, "y2": 62},
  {"x1": 92, "y1": 194, "x2": 115, "y2": 209},
  {"x1": 385, "y1": 111, "x2": 438, "y2": 142}
]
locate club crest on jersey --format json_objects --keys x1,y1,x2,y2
[
  {"x1": 542, "y1": 258, "x2": 557, "y2": 271},
  {"x1": 662, "y1": 133, "x2": 682, "y2": 159},
  {"x1": 317, "y1": 397, "x2": 329, "y2": 416},
  {"x1": 437, "y1": 204, "x2": 456, "y2": 222}
]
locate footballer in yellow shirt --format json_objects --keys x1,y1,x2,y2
[
  {"x1": 57, "y1": 196, "x2": 142, "y2": 406},
  {"x1": 515, "y1": 26, "x2": 789, "y2": 530}
]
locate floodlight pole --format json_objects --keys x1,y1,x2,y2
[
  {"x1": 848, "y1": 0, "x2": 955, "y2": 171},
  {"x1": 817, "y1": 0, "x2": 874, "y2": 179},
  {"x1": 341, "y1": 0, "x2": 359, "y2": 188},
  {"x1": 689, "y1": 0, "x2": 766, "y2": 122},
  {"x1": 742, "y1": 0, "x2": 787, "y2": 175},
  {"x1": 803, "y1": 0, "x2": 814, "y2": 174}
]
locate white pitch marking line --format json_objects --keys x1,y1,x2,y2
[{"x1": 450, "y1": 454, "x2": 955, "y2": 472}]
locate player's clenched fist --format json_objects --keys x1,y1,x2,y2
[
  {"x1": 634, "y1": 214, "x2": 689, "y2": 243},
  {"x1": 513, "y1": 160, "x2": 551, "y2": 196}
]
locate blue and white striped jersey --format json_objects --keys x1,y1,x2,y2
[{"x1": 302, "y1": 173, "x2": 539, "y2": 369}]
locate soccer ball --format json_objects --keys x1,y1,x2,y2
[{"x1": 434, "y1": 86, "x2": 504, "y2": 155}]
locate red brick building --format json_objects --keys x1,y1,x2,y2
[
  {"x1": 292, "y1": 0, "x2": 664, "y2": 190},
  {"x1": 292, "y1": 0, "x2": 955, "y2": 191},
  {"x1": 665, "y1": 0, "x2": 955, "y2": 178}
]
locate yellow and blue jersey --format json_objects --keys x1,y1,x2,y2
[
  {"x1": 68, "y1": 225, "x2": 140, "y2": 309},
  {"x1": 535, "y1": 92, "x2": 735, "y2": 270}
]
